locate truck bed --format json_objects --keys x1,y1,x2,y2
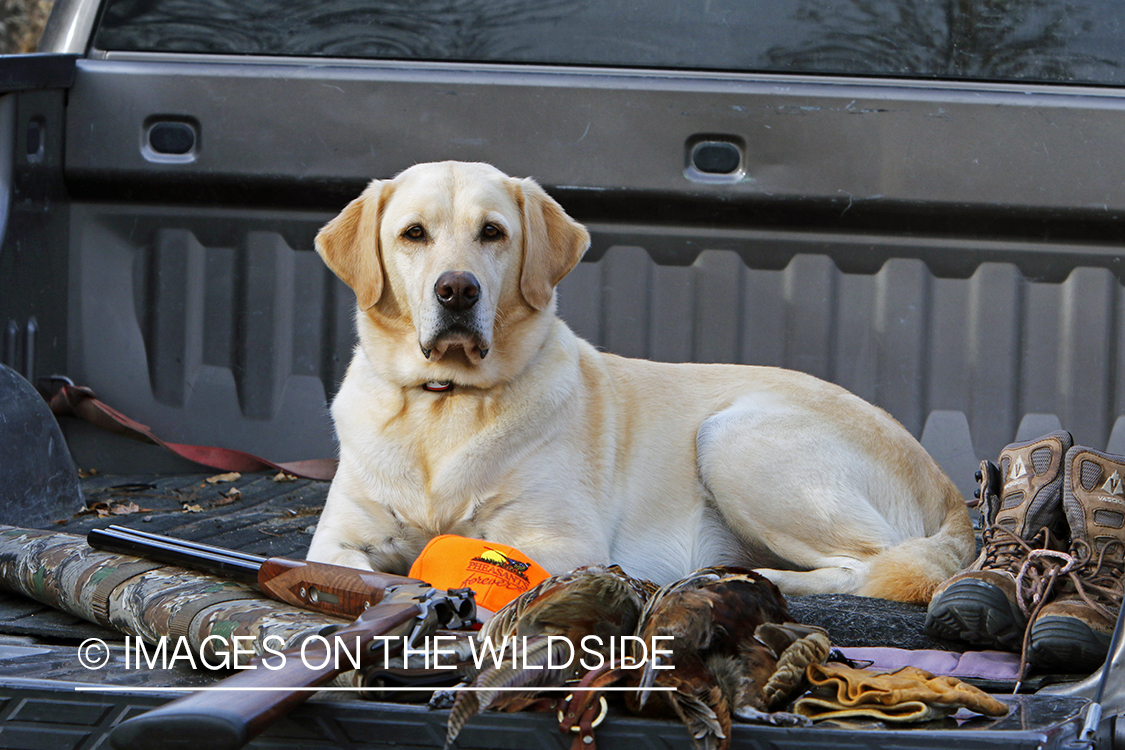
[
  {"x1": 3, "y1": 1, "x2": 1125, "y2": 746},
  {"x1": 0, "y1": 470, "x2": 1096, "y2": 749}
]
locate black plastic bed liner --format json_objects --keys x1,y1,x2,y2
[
  {"x1": 0, "y1": 471, "x2": 327, "y2": 647},
  {"x1": 0, "y1": 472, "x2": 1098, "y2": 749},
  {"x1": 0, "y1": 471, "x2": 960, "y2": 652},
  {"x1": 0, "y1": 675, "x2": 1092, "y2": 750}
]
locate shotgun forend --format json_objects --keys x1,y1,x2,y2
[{"x1": 87, "y1": 525, "x2": 445, "y2": 619}]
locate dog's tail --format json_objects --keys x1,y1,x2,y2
[{"x1": 858, "y1": 482, "x2": 976, "y2": 605}]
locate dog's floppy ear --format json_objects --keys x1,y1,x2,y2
[
  {"x1": 514, "y1": 178, "x2": 590, "y2": 311},
  {"x1": 315, "y1": 179, "x2": 390, "y2": 310}
]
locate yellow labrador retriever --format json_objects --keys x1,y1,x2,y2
[{"x1": 307, "y1": 161, "x2": 974, "y2": 604}]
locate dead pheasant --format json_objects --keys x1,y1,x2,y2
[
  {"x1": 625, "y1": 567, "x2": 830, "y2": 750},
  {"x1": 444, "y1": 564, "x2": 656, "y2": 747}
]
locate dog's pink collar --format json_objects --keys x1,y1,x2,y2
[{"x1": 423, "y1": 381, "x2": 454, "y2": 393}]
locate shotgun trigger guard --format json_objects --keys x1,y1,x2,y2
[{"x1": 317, "y1": 622, "x2": 344, "y2": 638}]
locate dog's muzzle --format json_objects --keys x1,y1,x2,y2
[{"x1": 420, "y1": 271, "x2": 491, "y2": 361}]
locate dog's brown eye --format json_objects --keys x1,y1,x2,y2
[
  {"x1": 403, "y1": 225, "x2": 427, "y2": 242},
  {"x1": 481, "y1": 223, "x2": 504, "y2": 241}
]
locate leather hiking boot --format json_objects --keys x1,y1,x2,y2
[
  {"x1": 925, "y1": 431, "x2": 1073, "y2": 650},
  {"x1": 1029, "y1": 446, "x2": 1125, "y2": 672}
]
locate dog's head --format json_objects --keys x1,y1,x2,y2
[{"x1": 316, "y1": 161, "x2": 590, "y2": 387}]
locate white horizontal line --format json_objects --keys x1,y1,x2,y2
[{"x1": 74, "y1": 686, "x2": 675, "y2": 693}]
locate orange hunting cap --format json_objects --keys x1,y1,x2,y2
[{"x1": 409, "y1": 535, "x2": 551, "y2": 616}]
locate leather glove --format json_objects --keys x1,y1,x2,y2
[{"x1": 792, "y1": 662, "x2": 1009, "y2": 723}]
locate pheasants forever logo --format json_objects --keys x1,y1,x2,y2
[
  {"x1": 465, "y1": 549, "x2": 533, "y2": 591},
  {"x1": 476, "y1": 549, "x2": 532, "y2": 575}
]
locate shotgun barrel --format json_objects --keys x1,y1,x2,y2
[{"x1": 88, "y1": 526, "x2": 263, "y2": 585}]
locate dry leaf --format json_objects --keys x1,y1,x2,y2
[
  {"x1": 206, "y1": 472, "x2": 241, "y2": 484},
  {"x1": 111, "y1": 502, "x2": 142, "y2": 515},
  {"x1": 273, "y1": 472, "x2": 297, "y2": 483},
  {"x1": 81, "y1": 501, "x2": 111, "y2": 517},
  {"x1": 213, "y1": 487, "x2": 242, "y2": 506},
  {"x1": 182, "y1": 504, "x2": 204, "y2": 513},
  {"x1": 78, "y1": 468, "x2": 99, "y2": 478}
]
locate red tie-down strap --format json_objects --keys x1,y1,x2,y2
[{"x1": 47, "y1": 382, "x2": 337, "y2": 481}]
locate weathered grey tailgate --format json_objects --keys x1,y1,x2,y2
[{"x1": 18, "y1": 54, "x2": 1118, "y2": 498}]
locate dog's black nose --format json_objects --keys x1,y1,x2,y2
[{"x1": 435, "y1": 271, "x2": 480, "y2": 311}]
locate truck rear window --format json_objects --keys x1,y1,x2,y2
[{"x1": 93, "y1": 0, "x2": 1125, "y2": 86}]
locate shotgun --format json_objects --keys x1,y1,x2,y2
[
  {"x1": 109, "y1": 580, "x2": 471, "y2": 750},
  {"x1": 91, "y1": 527, "x2": 475, "y2": 750},
  {"x1": 88, "y1": 525, "x2": 435, "y2": 619}
]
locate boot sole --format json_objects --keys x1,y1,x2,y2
[
  {"x1": 925, "y1": 579, "x2": 1025, "y2": 651},
  {"x1": 1029, "y1": 615, "x2": 1110, "y2": 672}
]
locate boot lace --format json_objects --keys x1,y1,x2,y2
[
  {"x1": 1011, "y1": 538, "x2": 1125, "y2": 688},
  {"x1": 1062, "y1": 538, "x2": 1125, "y2": 622},
  {"x1": 980, "y1": 525, "x2": 1052, "y2": 575},
  {"x1": 1011, "y1": 546, "x2": 1075, "y2": 690}
]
